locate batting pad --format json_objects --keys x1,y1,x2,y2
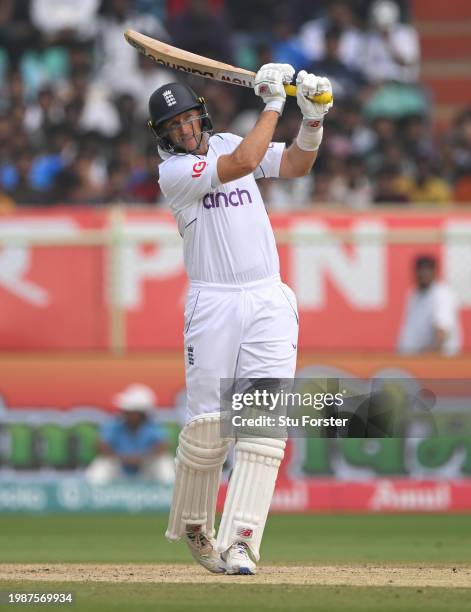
[
  {"x1": 166, "y1": 414, "x2": 230, "y2": 541},
  {"x1": 216, "y1": 437, "x2": 286, "y2": 561}
]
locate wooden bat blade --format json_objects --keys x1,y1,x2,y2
[
  {"x1": 124, "y1": 30, "x2": 256, "y2": 87},
  {"x1": 124, "y1": 29, "x2": 333, "y2": 105}
]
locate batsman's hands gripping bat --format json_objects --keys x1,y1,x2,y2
[
  {"x1": 296, "y1": 71, "x2": 334, "y2": 127},
  {"x1": 254, "y1": 63, "x2": 295, "y2": 115}
]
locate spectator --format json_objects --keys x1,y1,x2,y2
[
  {"x1": 60, "y1": 68, "x2": 121, "y2": 138},
  {"x1": 270, "y1": 13, "x2": 310, "y2": 72},
  {"x1": 312, "y1": 25, "x2": 368, "y2": 101},
  {"x1": 310, "y1": 171, "x2": 334, "y2": 204},
  {"x1": 329, "y1": 155, "x2": 373, "y2": 208},
  {"x1": 381, "y1": 143, "x2": 415, "y2": 178},
  {"x1": 6, "y1": 151, "x2": 47, "y2": 205},
  {"x1": 401, "y1": 154, "x2": 452, "y2": 206},
  {"x1": 100, "y1": 162, "x2": 135, "y2": 204},
  {"x1": 0, "y1": 188, "x2": 15, "y2": 212},
  {"x1": 24, "y1": 86, "x2": 64, "y2": 140},
  {"x1": 400, "y1": 114, "x2": 434, "y2": 159},
  {"x1": 1, "y1": 71, "x2": 26, "y2": 111},
  {"x1": 126, "y1": 149, "x2": 162, "y2": 205},
  {"x1": 168, "y1": 0, "x2": 225, "y2": 18},
  {"x1": 397, "y1": 255, "x2": 462, "y2": 356},
  {"x1": 363, "y1": 0, "x2": 420, "y2": 84},
  {"x1": 167, "y1": 0, "x2": 234, "y2": 64},
  {"x1": 450, "y1": 108, "x2": 471, "y2": 174},
  {"x1": 0, "y1": 0, "x2": 39, "y2": 68},
  {"x1": 299, "y1": 1, "x2": 365, "y2": 71},
  {"x1": 49, "y1": 167, "x2": 85, "y2": 204},
  {"x1": 85, "y1": 384, "x2": 174, "y2": 485},
  {"x1": 338, "y1": 102, "x2": 376, "y2": 157},
  {"x1": 95, "y1": 0, "x2": 168, "y2": 96},
  {"x1": 454, "y1": 169, "x2": 471, "y2": 205},
  {"x1": 198, "y1": 82, "x2": 240, "y2": 132},
  {"x1": 373, "y1": 164, "x2": 409, "y2": 204},
  {"x1": 366, "y1": 116, "x2": 400, "y2": 173},
  {"x1": 30, "y1": 0, "x2": 100, "y2": 43},
  {"x1": 114, "y1": 93, "x2": 139, "y2": 134},
  {"x1": 123, "y1": 52, "x2": 174, "y2": 120}
]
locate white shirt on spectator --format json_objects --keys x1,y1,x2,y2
[
  {"x1": 126, "y1": 67, "x2": 175, "y2": 119},
  {"x1": 79, "y1": 84, "x2": 121, "y2": 137},
  {"x1": 397, "y1": 282, "x2": 462, "y2": 356},
  {"x1": 298, "y1": 18, "x2": 365, "y2": 70},
  {"x1": 329, "y1": 176, "x2": 373, "y2": 209},
  {"x1": 31, "y1": 0, "x2": 100, "y2": 38},
  {"x1": 363, "y1": 24, "x2": 420, "y2": 83},
  {"x1": 96, "y1": 13, "x2": 168, "y2": 95}
]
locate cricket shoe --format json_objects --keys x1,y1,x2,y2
[
  {"x1": 184, "y1": 526, "x2": 226, "y2": 574},
  {"x1": 223, "y1": 542, "x2": 257, "y2": 575}
]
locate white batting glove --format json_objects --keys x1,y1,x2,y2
[
  {"x1": 254, "y1": 63, "x2": 295, "y2": 115},
  {"x1": 295, "y1": 71, "x2": 333, "y2": 152},
  {"x1": 296, "y1": 71, "x2": 333, "y2": 126}
]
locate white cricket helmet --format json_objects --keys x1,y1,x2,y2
[{"x1": 113, "y1": 384, "x2": 157, "y2": 412}]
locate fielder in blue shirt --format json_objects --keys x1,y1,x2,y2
[{"x1": 86, "y1": 384, "x2": 174, "y2": 484}]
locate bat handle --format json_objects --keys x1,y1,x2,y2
[{"x1": 284, "y1": 84, "x2": 333, "y2": 105}]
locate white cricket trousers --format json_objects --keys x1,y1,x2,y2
[{"x1": 183, "y1": 274, "x2": 299, "y2": 422}]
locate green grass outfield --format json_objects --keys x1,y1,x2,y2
[{"x1": 0, "y1": 514, "x2": 470, "y2": 611}]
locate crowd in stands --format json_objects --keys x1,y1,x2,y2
[{"x1": 0, "y1": 0, "x2": 470, "y2": 210}]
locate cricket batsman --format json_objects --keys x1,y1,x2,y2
[{"x1": 149, "y1": 64, "x2": 333, "y2": 574}]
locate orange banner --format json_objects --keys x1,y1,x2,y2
[{"x1": 0, "y1": 352, "x2": 469, "y2": 410}]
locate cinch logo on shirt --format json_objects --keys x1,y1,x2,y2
[{"x1": 203, "y1": 189, "x2": 252, "y2": 209}]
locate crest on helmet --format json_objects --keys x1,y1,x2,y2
[{"x1": 163, "y1": 90, "x2": 177, "y2": 106}]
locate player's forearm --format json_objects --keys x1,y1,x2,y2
[
  {"x1": 233, "y1": 110, "x2": 279, "y2": 171},
  {"x1": 217, "y1": 110, "x2": 279, "y2": 182},
  {"x1": 283, "y1": 140, "x2": 318, "y2": 177}
]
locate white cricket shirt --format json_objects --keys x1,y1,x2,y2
[
  {"x1": 158, "y1": 132, "x2": 285, "y2": 284},
  {"x1": 397, "y1": 282, "x2": 462, "y2": 356}
]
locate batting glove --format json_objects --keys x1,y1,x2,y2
[
  {"x1": 295, "y1": 71, "x2": 333, "y2": 152},
  {"x1": 296, "y1": 71, "x2": 333, "y2": 125},
  {"x1": 254, "y1": 63, "x2": 295, "y2": 115}
]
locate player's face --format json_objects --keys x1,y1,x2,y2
[{"x1": 163, "y1": 109, "x2": 206, "y2": 153}]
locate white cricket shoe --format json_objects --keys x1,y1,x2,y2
[
  {"x1": 184, "y1": 526, "x2": 226, "y2": 574},
  {"x1": 223, "y1": 542, "x2": 257, "y2": 575}
]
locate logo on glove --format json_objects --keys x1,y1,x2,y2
[{"x1": 237, "y1": 526, "x2": 254, "y2": 539}]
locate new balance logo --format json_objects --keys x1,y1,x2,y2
[
  {"x1": 237, "y1": 526, "x2": 253, "y2": 539},
  {"x1": 163, "y1": 90, "x2": 176, "y2": 106},
  {"x1": 187, "y1": 344, "x2": 195, "y2": 366}
]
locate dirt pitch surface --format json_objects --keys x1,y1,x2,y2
[{"x1": 1, "y1": 565, "x2": 470, "y2": 588}]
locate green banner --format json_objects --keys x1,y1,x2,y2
[{"x1": 0, "y1": 479, "x2": 172, "y2": 513}]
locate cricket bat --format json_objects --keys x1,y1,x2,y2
[{"x1": 124, "y1": 29, "x2": 333, "y2": 105}]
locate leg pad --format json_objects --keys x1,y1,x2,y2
[
  {"x1": 166, "y1": 414, "x2": 230, "y2": 541},
  {"x1": 216, "y1": 437, "x2": 285, "y2": 561}
]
